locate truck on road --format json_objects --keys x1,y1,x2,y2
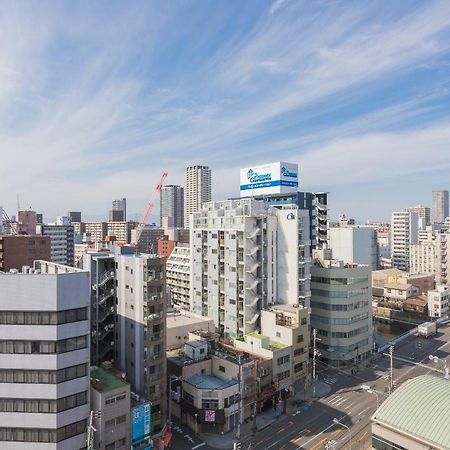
[{"x1": 418, "y1": 322, "x2": 437, "y2": 338}]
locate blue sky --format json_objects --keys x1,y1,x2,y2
[{"x1": 1, "y1": 0, "x2": 450, "y2": 223}]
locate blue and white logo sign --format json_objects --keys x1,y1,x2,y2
[
  {"x1": 247, "y1": 169, "x2": 272, "y2": 183},
  {"x1": 240, "y1": 162, "x2": 299, "y2": 197},
  {"x1": 132, "y1": 403, "x2": 151, "y2": 445},
  {"x1": 281, "y1": 166, "x2": 297, "y2": 178}
]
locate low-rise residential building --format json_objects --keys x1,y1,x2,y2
[
  {"x1": 106, "y1": 221, "x2": 137, "y2": 244},
  {"x1": 166, "y1": 245, "x2": 190, "y2": 309},
  {"x1": 310, "y1": 249, "x2": 373, "y2": 368},
  {"x1": 235, "y1": 304, "x2": 309, "y2": 390},
  {"x1": 166, "y1": 309, "x2": 215, "y2": 350},
  {"x1": 428, "y1": 285, "x2": 449, "y2": 318},
  {"x1": 168, "y1": 341, "x2": 259, "y2": 434},
  {"x1": 372, "y1": 375, "x2": 450, "y2": 450},
  {"x1": 90, "y1": 365, "x2": 131, "y2": 450},
  {"x1": 372, "y1": 268, "x2": 434, "y2": 294}
]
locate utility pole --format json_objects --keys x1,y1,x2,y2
[
  {"x1": 312, "y1": 329, "x2": 320, "y2": 398},
  {"x1": 87, "y1": 410, "x2": 101, "y2": 450},
  {"x1": 236, "y1": 353, "x2": 242, "y2": 440},
  {"x1": 389, "y1": 345, "x2": 394, "y2": 394},
  {"x1": 168, "y1": 375, "x2": 182, "y2": 433}
]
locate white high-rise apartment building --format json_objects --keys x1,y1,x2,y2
[
  {"x1": 432, "y1": 190, "x2": 449, "y2": 224},
  {"x1": 190, "y1": 198, "x2": 311, "y2": 338},
  {"x1": 0, "y1": 261, "x2": 90, "y2": 449},
  {"x1": 391, "y1": 211, "x2": 419, "y2": 271},
  {"x1": 160, "y1": 185, "x2": 184, "y2": 228},
  {"x1": 184, "y1": 165, "x2": 211, "y2": 228},
  {"x1": 166, "y1": 245, "x2": 191, "y2": 309},
  {"x1": 410, "y1": 230, "x2": 450, "y2": 285}
]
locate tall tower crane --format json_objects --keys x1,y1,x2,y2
[{"x1": 139, "y1": 171, "x2": 168, "y2": 226}]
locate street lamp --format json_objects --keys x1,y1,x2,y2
[
  {"x1": 428, "y1": 355, "x2": 449, "y2": 380},
  {"x1": 332, "y1": 418, "x2": 351, "y2": 450},
  {"x1": 360, "y1": 385, "x2": 380, "y2": 408}
]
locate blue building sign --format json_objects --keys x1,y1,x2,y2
[{"x1": 132, "y1": 403, "x2": 152, "y2": 446}]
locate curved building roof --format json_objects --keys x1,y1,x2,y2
[{"x1": 372, "y1": 375, "x2": 450, "y2": 449}]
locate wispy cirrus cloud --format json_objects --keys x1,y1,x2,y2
[{"x1": 0, "y1": 1, "x2": 450, "y2": 221}]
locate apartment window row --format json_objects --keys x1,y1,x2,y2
[
  {"x1": 311, "y1": 300, "x2": 369, "y2": 312},
  {"x1": 202, "y1": 399, "x2": 219, "y2": 410},
  {"x1": 224, "y1": 393, "x2": 239, "y2": 408},
  {"x1": 105, "y1": 392, "x2": 127, "y2": 406},
  {"x1": 311, "y1": 276, "x2": 369, "y2": 286},
  {"x1": 0, "y1": 363, "x2": 88, "y2": 384},
  {"x1": 277, "y1": 370, "x2": 290, "y2": 381},
  {"x1": 294, "y1": 363, "x2": 304, "y2": 373},
  {"x1": 316, "y1": 326, "x2": 369, "y2": 339},
  {"x1": 0, "y1": 335, "x2": 88, "y2": 354},
  {"x1": 0, "y1": 391, "x2": 87, "y2": 414},
  {"x1": 312, "y1": 313, "x2": 369, "y2": 325},
  {"x1": 0, "y1": 419, "x2": 86, "y2": 443},
  {"x1": 277, "y1": 355, "x2": 290, "y2": 366},
  {"x1": 311, "y1": 288, "x2": 368, "y2": 299},
  {"x1": 0, "y1": 308, "x2": 87, "y2": 326},
  {"x1": 294, "y1": 347, "x2": 305, "y2": 357},
  {"x1": 105, "y1": 415, "x2": 127, "y2": 428}
]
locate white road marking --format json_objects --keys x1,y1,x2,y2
[
  {"x1": 297, "y1": 415, "x2": 348, "y2": 449},
  {"x1": 358, "y1": 406, "x2": 372, "y2": 416},
  {"x1": 192, "y1": 443, "x2": 206, "y2": 450}
]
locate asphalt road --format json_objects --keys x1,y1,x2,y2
[{"x1": 170, "y1": 322, "x2": 450, "y2": 450}]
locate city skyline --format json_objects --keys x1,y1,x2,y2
[{"x1": 1, "y1": 1, "x2": 450, "y2": 221}]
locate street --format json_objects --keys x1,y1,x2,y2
[{"x1": 170, "y1": 322, "x2": 450, "y2": 450}]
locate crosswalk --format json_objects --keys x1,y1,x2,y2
[
  {"x1": 325, "y1": 394, "x2": 356, "y2": 412},
  {"x1": 322, "y1": 375, "x2": 337, "y2": 385}
]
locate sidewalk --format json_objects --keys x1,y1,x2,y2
[{"x1": 200, "y1": 383, "x2": 331, "y2": 449}]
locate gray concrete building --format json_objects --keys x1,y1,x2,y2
[
  {"x1": 0, "y1": 261, "x2": 90, "y2": 449},
  {"x1": 310, "y1": 249, "x2": 373, "y2": 368},
  {"x1": 432, "y1": 190, "x2": 449, "y2": 224},
  {"x1": 36, "y1": 224, "x2": 75, "y2": 267},
  {"x1": 160, "y1": 185, "x2": 184, "y2": 228},
  {"x1": 115, "y1": 248, "x2": 167, "y2": 435}
]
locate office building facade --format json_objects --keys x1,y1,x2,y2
[
  {"x1": 184, "y1": 165, "x2": 211, "y2": 228},
  {"x1": 310, "y1": 249, "x2": 373, "y2": 367},
  {"x1": 0, "y1": 261, "x2": 90, "y2": 449}
]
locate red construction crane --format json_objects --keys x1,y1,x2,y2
[{"x1": 139, "y1": 171, "x2": 168, "y2": 225}]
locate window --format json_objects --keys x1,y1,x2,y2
[
  {"x1": 219, "y1": 365, "x2": 226, "y2": 373},
  {"x1": 0, "y1": 336, "x2": 87, "y2": 354},
  {"x1": 294, "y1": 363, "x2": 303, "y2": 373},
  {"x1": 202, "y1": 399, "x2": 219, "y2": 409},
  {"x1": 0, "y1": 420, "x2": 86, "y2": 443},
  {"x1": 0, "y1": 364, "x2": 87, "y2": 384},
  {"x1": 297, "y1": 335, "x2": 304, "y2": 343},
  {"x1": 0, "y1": 308, "x2": 87, "y2": 325},
  {"x1": 276, "y1": 332, "x2": 281, "y2": 338}
]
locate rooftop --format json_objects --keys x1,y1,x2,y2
[
  {"x1": 246, "y1": 332, "x2": 288, "y2": 350},
  {"x1": 384, "y1": 282, "x2": 413, "y2": 290},
  {"x1": 167, "y1": 310, "x2": 214, "y2": 330},
  {"x1": 185, "y1": 374, "x2": 238, "y2": 390},
  {"x1": 90, "y1": 366, "x2": 129, "y2": 393},
  {"x1": 372, "y1": 375, "x2": 450, "y2": 449}
]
